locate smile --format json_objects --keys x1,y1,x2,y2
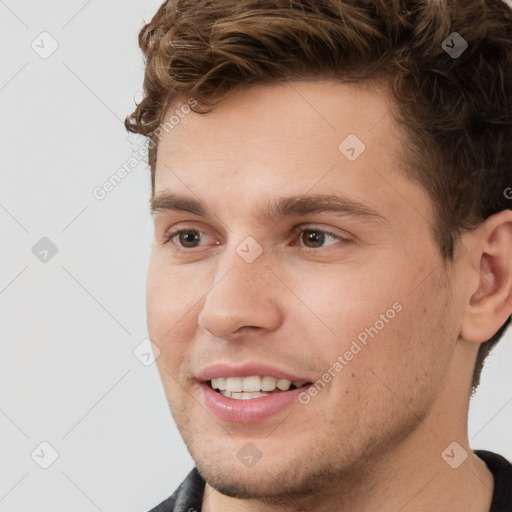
[{"x1": 208, "y1": 376, "x2": 311, "y2": 400}]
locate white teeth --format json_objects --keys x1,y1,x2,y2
[
  {"x1": 241, "y1": 376, "x2": 262, "y2": 392},
  {"x1": 276, "y1": 379, "x2": 291, "y2": 391},
  {"x1": 210, "y1": 376, "x2": 302, "y2": 393},
  {"x1": 220, "y1": 391, "x2": 268, "y2": 400},
  {"x1": 225, "y1": 377, "x2": 243, "y2": 392},
  {"x1": 261, "y1": 376, "x2": 277, "y2": 391},
  {"x1": 210, "y1": 377, "x2": 226, "y2": 391}
]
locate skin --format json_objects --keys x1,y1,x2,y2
[{"x1": 146, "y1": 79, "x2": 512, "y2": 512}]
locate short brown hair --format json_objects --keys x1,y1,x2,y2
[{"x1": 125, "y1": 0, "x2": 512, "y2": 391}]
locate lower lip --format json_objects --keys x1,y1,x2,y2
[{"x1": 200, "y1": 382, "x2": 309, "y2": 423}]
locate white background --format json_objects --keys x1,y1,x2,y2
[{"x1": 1, "y1": 1, "x2": 511, "y2": 511}]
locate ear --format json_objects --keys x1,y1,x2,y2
[{"x1": 460, "y1": 210, "x2": 512, "y2": 343}]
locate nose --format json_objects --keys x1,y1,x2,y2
[{"x1": 197, "y1": 248, "x2": 283, "y2": 340}]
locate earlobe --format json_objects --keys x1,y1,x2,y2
[{"x1": 460, "y1": 210, "x2": 512, "y2": 344}]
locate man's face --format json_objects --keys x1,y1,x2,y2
[{"x1": 147, "y1": 80, "x2": 462, "y2": 499}]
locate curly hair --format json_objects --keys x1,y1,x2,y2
[{"x1": 125, "y1": 0, "x2": 512, "y2": 392}]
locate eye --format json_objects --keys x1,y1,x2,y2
[
  {"x1": 291, "y1": 225, "x2": 350, "y2": 250},
  {"x1": 163, "y1": 228, "x2": 212, "y2": 248},
  {"x1": 162, "y1": 224, "x2": 351, "y2": 253}
]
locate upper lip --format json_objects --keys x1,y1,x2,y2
[{"x1": 196, "y1": 362, "x2": 314, "y2": 383}]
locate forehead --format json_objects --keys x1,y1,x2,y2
[
  {"x1": 153, "y1": 80, "x2": 433, "y2": 230},
  {"x1": 158, "y1": 79, "x2": 396, "y2": 161}
]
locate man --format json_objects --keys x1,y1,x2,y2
[{"x1": 125, "y1": 0, "x2": 512, "y2": 510}]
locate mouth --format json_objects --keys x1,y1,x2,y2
[
  {"x1": 197, "y1": 363, "x2": 316, "y2": 420},
  {"x1": 206, "y1": 376, "x2": 312, "y2": 400}
]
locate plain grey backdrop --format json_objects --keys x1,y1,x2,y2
[{"x1": 1, "y1": 1, "x2": 511, "y2": 511}]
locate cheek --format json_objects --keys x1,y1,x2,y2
[
  {"x1": 292, "y1": 261, "x2": 443, "y2": 386},
  {"x1": 287, "y1": 266, "x2": 402, "y2": 348},
  {"x1": 146, "y1": 259, "x2": 203, "y2": 379},
  {"x1": 350, "y1": 273, "x2": 453, "y2": 402},
  {"x1": 146, "y1": 255, "x2": 199, "y2": 337}
]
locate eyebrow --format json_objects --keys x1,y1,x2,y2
[{"x1": 150, "y1": 192, "x2": 387, "y2": 224}]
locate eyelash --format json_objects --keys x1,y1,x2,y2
[{"x1": 162, "y1": 224, "x2": 351, "y2": 253}]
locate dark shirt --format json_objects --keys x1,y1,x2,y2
[{"x1": 148, "y1": 450, "x2": 512, "y2": 511}]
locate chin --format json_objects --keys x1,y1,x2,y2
[
  {"x1": 191, "y1": 439, "x2": 350, "y2": 506},
  {"x1": 205, "y1": 475, "x2": 273, "y2": 500},
  {"x1": 197, "y1": 461, "x2": 314, "y2": 501}
]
